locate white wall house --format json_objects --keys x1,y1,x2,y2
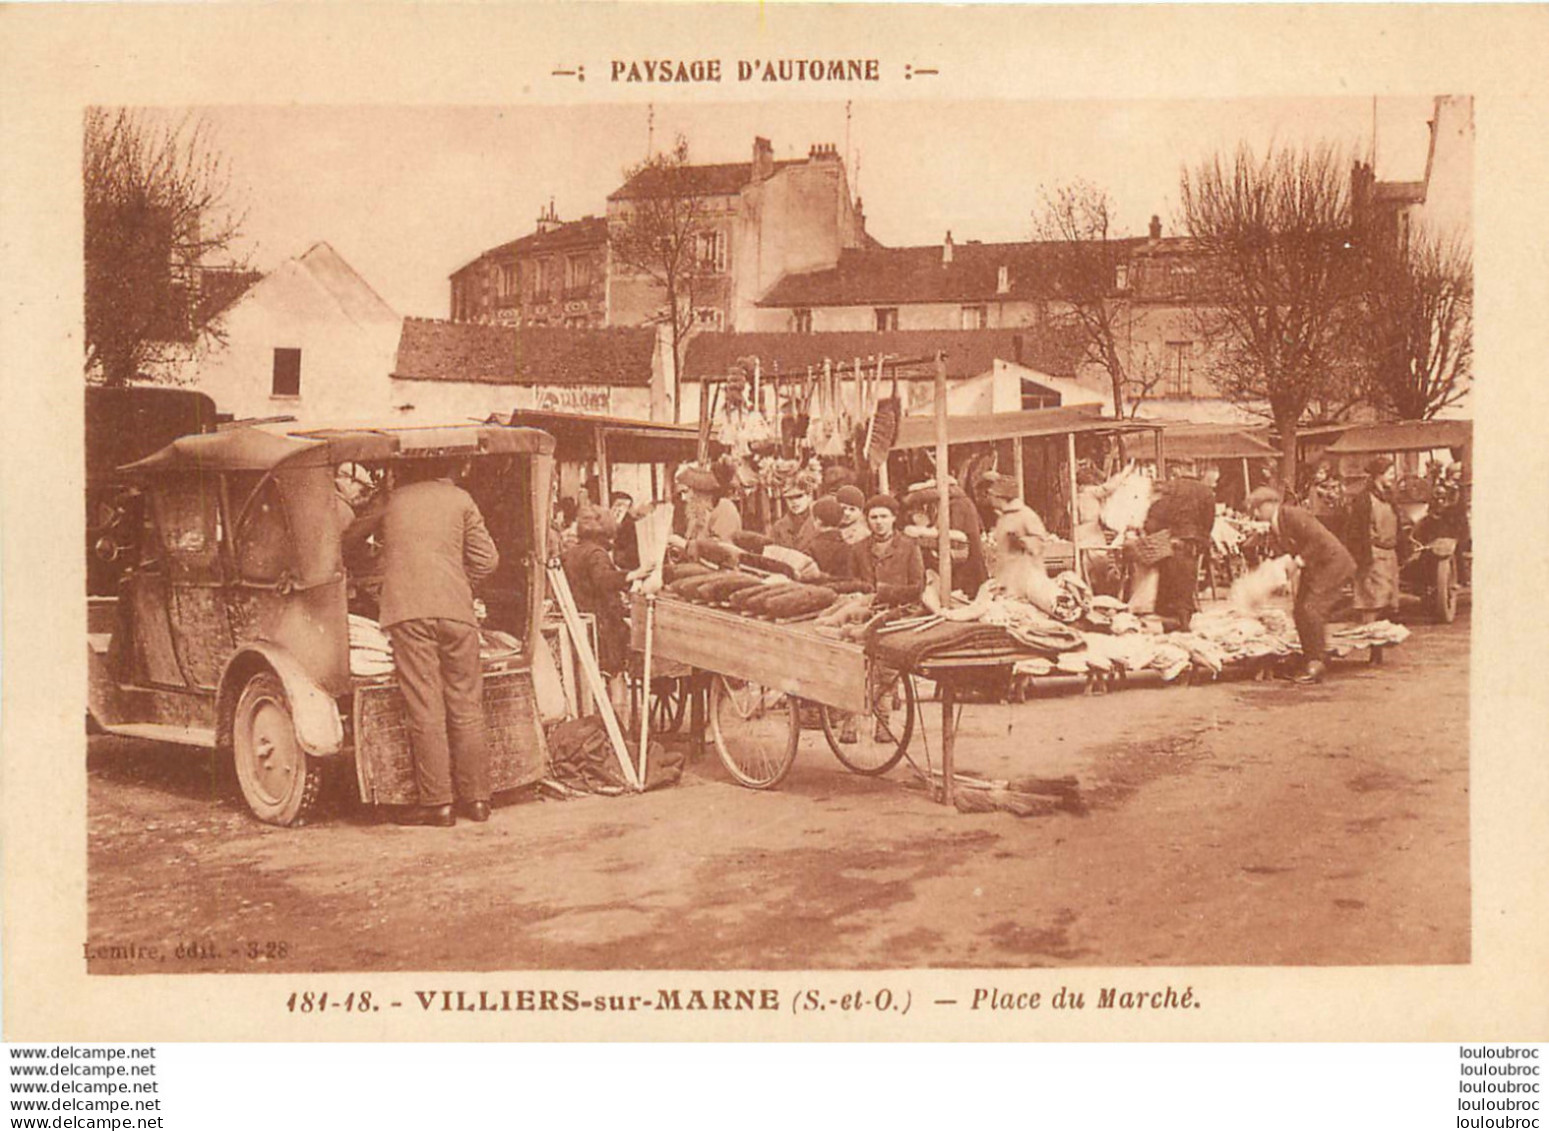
[
  {"x1": 175, "y1": 242, "x2": 402, "y2": 428},
  {"x1": 387, "y1": 318, "x2": 661, "y2": 429}
]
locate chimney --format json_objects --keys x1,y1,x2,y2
[
  {"x1": 536, "y1": 198, "x2": 561, "y2": 235},
  {"x1": 942, "y1": 230, "x2": 954, "y2": 266},
  {"x1": 854, "y1": 196, "x2": 866, "y2": 232},
  {"x1": 752, "y1": 136, "x2": 775, "y2": 183},
  {"x1": 808, "y1": 142, "x2": 839, "y2": 162},
  {"x1": 1148, "y1": 215, "x2": 1162, "y2": 240},
  {"x1": 997, "y1": 264, "x2": 1011, "y2": 294}
]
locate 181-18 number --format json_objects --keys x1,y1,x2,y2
[{"x1": 286, "y1": 991, "x2": 376, "y2": 1013}]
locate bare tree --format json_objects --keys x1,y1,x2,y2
[
  {"x1": 1359, "y1": 231, "x2": 1472, "y2": 420},
  {"x1": 1032, "y1": 180, "x2": 1146, "y2": 419},
  {"x1": 1180, "y1": 143, "x2": 1365, "y2": 484},
  {"x1": 608, "y1": 136, "x2": 711, "y2": 422},
  {"x1": 84, "y1": 108, "x2": 251, "y2": 386}
]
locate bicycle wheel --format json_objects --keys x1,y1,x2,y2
[
  {"x1": 708, "y1": 674, "x2": 799, "y2": 789},
  {"x1": 820, "y1": 668, "x2": 915, "y2": 776}
]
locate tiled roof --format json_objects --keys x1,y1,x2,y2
[
  {"x1": 393, "y1": 319, "x2": 656, "y2": 387},
  {"x1": 681, "y1": 327, "x2": 1088, "y2": 383},
  {"x1": 451, "y1": 217, "x2": 609, "y2": 278},
  {"x1": 759, "y1": 236, "x2": 1199, "y2": 308},
  {"x1": 607, "y1": 159, "x2": 802, "y2": 202}
]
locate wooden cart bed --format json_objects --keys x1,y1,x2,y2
[{"x1": 631, "y1": 595, "x2": 869, "y2": 714}]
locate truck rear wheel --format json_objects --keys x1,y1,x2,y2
[{"x1": 232, "y1": 671, "x2": 321, "y2": 826}]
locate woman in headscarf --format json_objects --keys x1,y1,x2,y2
[{"x1": 1348, "y1": 456, "x2": 1402, "y2": 625}]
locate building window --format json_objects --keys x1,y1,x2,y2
[
  {"x1": 695, "y1": 229, "x2": 727, "y2": 273},
  {"x1": 874, "y1": 307, "x2": 899, "y2": 332},
  {"x1": 960, "y1": 305, "x2": 987, "y2": 330},
  {"x1": 536, "y1": 258, "x2": 558, "y2": 300},
  {"x1": 792, "y1": 308, "x2": 813, "y2": 334},
  {"x1": 695, "y1": 308, "x2": 724, "y2": 331},
  {"x1": 1165, "y1": 341, "x2": 1193, "y2": 398},
  {"x1": 567, "y1": 254, "x2": 592, "y2": 291},
  {"x1": 272, "y1": 348, "x2": 301, "y2": 398},
  {"x1": 500, "y1": 264, "x2": 517, "y2": 298},
  {"x1": 1114, "y1": 264, "x2": 1130, "y2": 291}
]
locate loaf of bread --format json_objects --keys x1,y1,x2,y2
[{"x1": 760, "y1": 585, "x2": 838, "y2": 621}]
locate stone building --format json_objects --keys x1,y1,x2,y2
[{"x1": 448, "y1": 203, "x2": 609, "y2": 328}]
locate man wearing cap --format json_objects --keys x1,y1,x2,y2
[
  {"x1": 1348, "y1": 457, "x2": 1402, "y2": 628},
  {"x1": 769, "y1": 484, "x2": 817, "y2": 554},
  {"x1": 1247, "y1": 486, "x2": 1356, "y2": 684},
  {"x1": 851, "y1": 494, "x2": 924, "y2": 606},
  {"x1": 807, "y1": 496, "x2": 854, "y2": 578},
  {"x1": 835, "y1": 484, "x2": 869, "y2": 546}
]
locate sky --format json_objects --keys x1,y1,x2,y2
[{"x1": 190, "y1": 97, "x2": 1439, "y2": 320}]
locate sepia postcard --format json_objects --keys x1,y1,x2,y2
[{"x1": 2, "y1": 2, "x2": 1547, "y2": 1043}]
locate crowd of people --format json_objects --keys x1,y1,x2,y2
[{"x1": 544, "y1": 445, "x2": 1465, "y2": 697}]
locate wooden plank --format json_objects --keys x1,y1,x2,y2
[
  {"x1": 633, "y1": 596, "x2": 867, "y2": 713},
  {"x1": 547, "y1": 565, "x2": 642, "y2": 791}
]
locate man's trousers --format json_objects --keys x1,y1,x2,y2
[{"x1": 386, "y1": 618, "x2": 490, "y2": 806}]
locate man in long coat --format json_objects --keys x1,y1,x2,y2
[
  {"x1": 1247, "y1": 486, "x2": 1356, "y2": 684},
  {"x1": 368, "y1": 458, "x2": 500, "y2": 825}
]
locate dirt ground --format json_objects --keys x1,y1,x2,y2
[{"x1": 86, "y1": 611, "x2": 1470, "y2": 973}]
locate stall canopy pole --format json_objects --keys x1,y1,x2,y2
[
  {"x1": 1066, "y1": 432, "x2": 1079, "y2": 543},
  {"x1": 934, "y1": 351, "x2": 952, "y2": 605}
]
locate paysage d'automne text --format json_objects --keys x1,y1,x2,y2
[{"x1": 611, "y1": 58, "x2": 881, "y2": 84}]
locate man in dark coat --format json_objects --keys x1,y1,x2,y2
[
  {"x1": 852, "y1": 494, "x2": 924, "y2": 606},
  {"x1": 768, "y1": 484, "x2": 816, "y2": 554},
  {"x1": 1145, "y1": 468, "x2": 1218, "y2": 628},
  {"x1": 368, "y1": 458, "x2": 500, "y2": 826},
  {"x1": 1248, "y1": 486, "x2": 1357, "y2": 684},
  {"x1": 806, "y1": 496, "x2": 853, "y2": 579}
]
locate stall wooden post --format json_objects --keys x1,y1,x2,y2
[
  {"x1": 593, "y1": 429, "x2": 611, "y2": 504},
  {"x1": 1012, "y1": 434, "x2": 1026, "y2": 500},
  {"x1": 931, "y1": 350, "x2": 955, "y2": 808},
  {"x1": 1066, "y1": 431, "x2": 1079, "y2": 543},
  {"x1": 934, "y1": 351, "x2": 952, "y2": 606},
  {"x1": 637, "y1": 595, "x2": 656, "y2": 788}
]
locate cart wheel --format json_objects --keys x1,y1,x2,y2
[
  {"x1": 232, "y1": 671, "x2": 321, "y2": 826},
  {"x1": 819, "y1": 670, "x2": 915, "y2": 776},
  {"x1": 650, "y1": 678, "x2": 688, "y2": 736},
  {"x1": 708, "y1": 674, "x2": 799, "y2": 789},
  {"x1": 1433, "y1": 556, "x2": 1459, "y2": 624}
]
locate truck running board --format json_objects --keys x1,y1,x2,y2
[{"x1": 98, "y1": 722, "x2": 217, "y2": 748}]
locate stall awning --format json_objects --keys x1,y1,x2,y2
[
  {"x1": 1160, "y1": 423, "x2": 1279, "y2": 462},
  {"x1": 1323, "y1": 419, "x2": 1472, "y2": 455},
  {"x1": 890, "y1": 406, "x2": 1158, "y2": 451},
  {"x1": 498, "y1": 409, "x2": 699, "y2": 466}
]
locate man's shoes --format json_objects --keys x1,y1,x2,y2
[
  {"x1": 457, "y1": 799, "x2": 492, "y2": 823},
  {"x1": 1293, "y1": 660, "x2": 1327, "y2": 685},
  {"x1": 872, "y1": 718, "x2": 896, "y2": 745},
  {"x1": 392, "y1": 804, "x2": 455, "y2": 827},
  {"x1": 838, "y1": 719, "x2": 859, "y2": 745}
]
